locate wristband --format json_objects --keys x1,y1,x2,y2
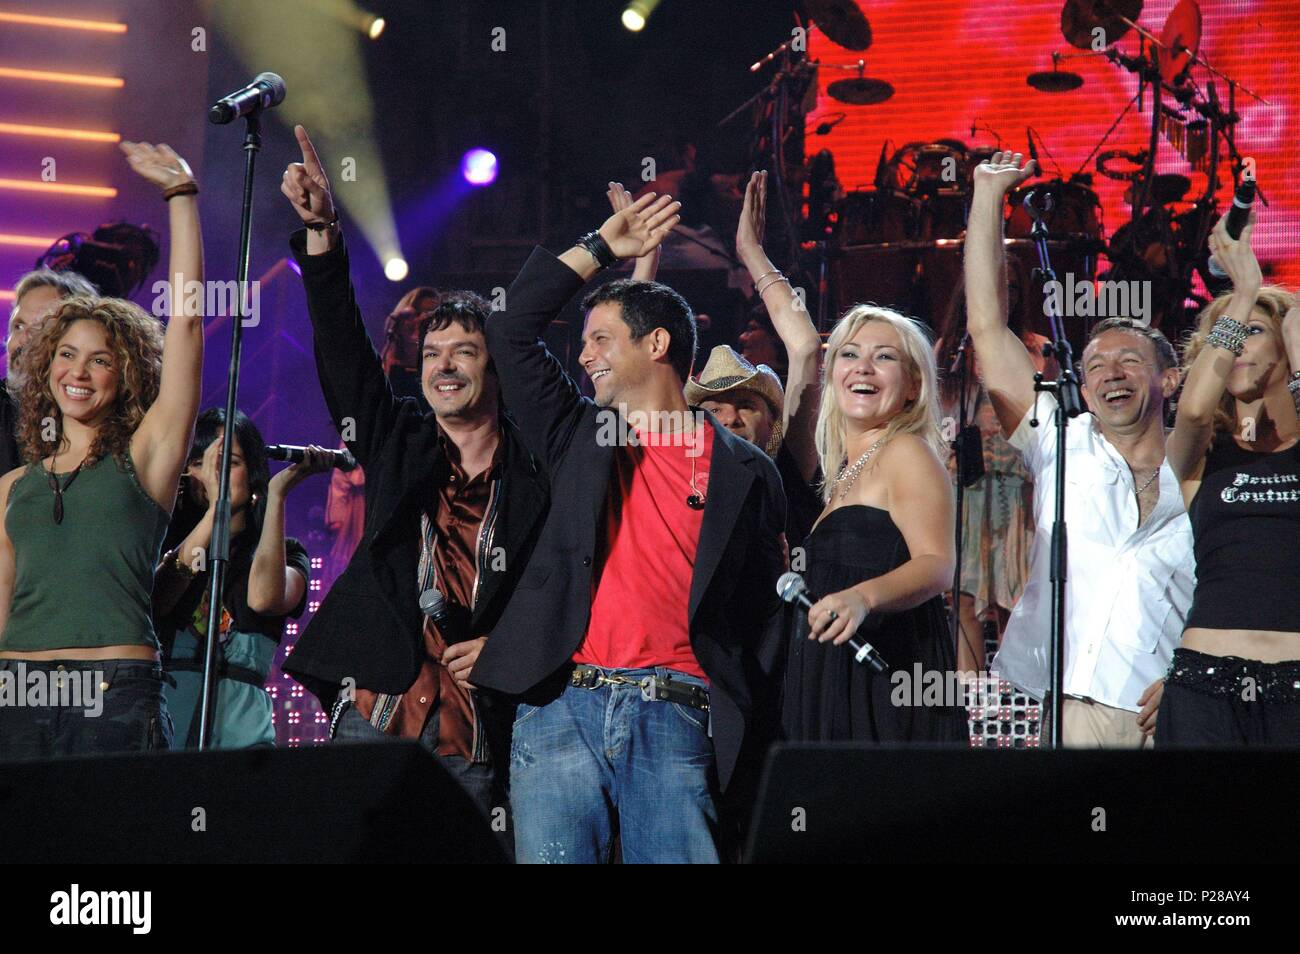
[
  {"x1": 578, "y1": 230, "x2": 618, "y2": 270},
  {"x1": 162, "y1": 182, "x2": 199, "y2": 201},
  {"x1": 304, "y1": 210, "x2": 340, "y2": 232},
  {"x1": 1205, "y1": 315, "x2": 1248, "y2": 356}
]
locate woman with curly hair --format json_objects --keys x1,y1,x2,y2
[
  {"x1": 1161, "y1": 209, "x2": 1300, "y2": 745},
  {"x1": 0, "y1": 141, "x2": 204, "y2": 758}
]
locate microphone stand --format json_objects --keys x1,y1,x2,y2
[
  {"x1": 1024, "y1": 192, "x2": 1084, "y2": 748},
  {"x1": 197, "y1": 110, "x2": 262, "y2": 750},
  {"x1": 949, "y1": 333, "x2": 979, "y2": 664}
]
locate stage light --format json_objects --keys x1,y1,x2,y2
[
  {"x1": 0, "y1": 11, "x2": 127, "y2": 33},
  {"x1": 0, "y1": 233, "x2": 57, "y2": 248},
  {"x1": 367, "y1": 16, "x2": 385, "y2": 39},
  {"x1": 0, "y1": 178, "x2": 117, "y2": 197},
  {"x1": 0, "y1": 121, "x2": 120, "y2": 142},
  {"x1": 621, "y1": 0, "x2": 661, "y2": 31},
  {"x1": 0, "y1": 66, "x2": 124, "y2": 88},
  {"x1": 461, "y1": 149, "x2": 498, "y2": 186},
  {"x1": 0, "y1": 291, "x2": 15, "y2": 302},
  {"x1": 384, "y1": 257, "x2": 409, "y2": 282}
]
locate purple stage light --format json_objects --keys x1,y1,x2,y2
[{"x1": 461, "y1": 149, "x2": 498, "y2": 186}]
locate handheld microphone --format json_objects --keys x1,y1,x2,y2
[
  {"x1": 209, "y1": 72, "x2": 286, "y2": 125},
  {"x1": 1207, "y1": 177, "x2": 1258, "y2": 279},
  {"x1": 419, "y1": 588, "x2": 470, "y2": 644},
  {"x1": 266, "y1": 444, "x2": 357, "y2": 471},
  {"x1": 777, "y1": 572, "x2": 888, "y2": 673},
  {"x1": 1026, "y1": 127, "x2": 1040, "y2": 168}
]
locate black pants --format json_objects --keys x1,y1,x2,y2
[
  {"x1": 1155, "y1": 648, "x2": 1300, "y2": 746},
  {"x1": 0, "y1": 659, "x2": 173, "y2": 760}
]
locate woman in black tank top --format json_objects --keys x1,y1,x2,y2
[{"x1": 1162, "y1": 210, "x2": 1300, "y2": 746}]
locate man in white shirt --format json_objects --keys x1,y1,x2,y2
[{"x1": 964, "y1": 152, "x2": 1194, "y2": 747}]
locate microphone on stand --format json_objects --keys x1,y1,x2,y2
[
  {"x1": 777, "y1": 572, "x2": 888, "y2": 673},
  {"x1": 266, "y1": 444, "x2": 358, "y2": 471},
  {"x1": 208, "y1": 72, "x2": 286, "y2": 125}
]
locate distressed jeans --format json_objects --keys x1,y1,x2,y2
[{"x1": 510, "y1": 666, "x2": 720, "y2": 864}]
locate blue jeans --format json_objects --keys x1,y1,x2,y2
[
  {"x1": 332, "y1": 700, "x2": 497, "y2": 820},
  {"x1": 510, "y1": 666, "x2": 720, "y2": 864}
]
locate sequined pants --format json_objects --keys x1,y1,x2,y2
[{"x1": 1155, "y1": 648, "x2": 1300, "y2": 746}]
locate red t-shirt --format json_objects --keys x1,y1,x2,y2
[{"x1": 574, "y1": 425, "x2": 714, "y2": 679}]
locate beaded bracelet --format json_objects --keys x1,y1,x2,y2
[{"x1": 1205, "y1": 315, "x2": 1248, "y2": 355}]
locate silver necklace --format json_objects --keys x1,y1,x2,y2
[
  {"x1": 1133, "y1": 466, "x2": 1160, "y2": 496},
  {"x1": 835, "y1": 436, "x2": 887, "y2": 500}
]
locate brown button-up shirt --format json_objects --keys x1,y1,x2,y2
[{"x1": 353, "y1": 437, "x2": 500, "y2": 761}]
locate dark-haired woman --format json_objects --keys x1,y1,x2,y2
[
  {"x1": 0, "y1": 141, "x2": 203, "y2": 758},
  {"x1": 152, "y1": 408, "x2": 328, "y2": 748}
]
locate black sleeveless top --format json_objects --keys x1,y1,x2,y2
[{"x1": 1185, "y1": 434, "x2": 1300, "y2": 632}]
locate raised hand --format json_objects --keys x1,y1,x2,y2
[
  {"x1": 608, "y1": 181, "x2": 660, "y2": 281},
  {"x1": 972, "y1": 150, "x2": 1035, "y2": 197},
  {"x1": 736, "y1": 170, "x2": 767, "y2": 257},
  {"x1": 281, "y1": 125, "x2": 336, "y2": 225},
  {"x1": 597, "y1": 191, "x2": 680, "y2": 261},
  {"x1": 120, "y1": 141, "x2": 195, "y2": 191},
  {"x1": 1207, "y1": 207, "x2": 1261, "y2": 293}
]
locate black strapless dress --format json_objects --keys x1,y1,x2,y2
[{"x1": 782, "y1": 505, "x2": 968, "y2": 743}]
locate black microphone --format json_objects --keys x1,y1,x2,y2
[
  {"x1": 419, "y1": 588, "x2": 471, "y2": 644},
  {"x1": 1207, "y1": 177, "x2": 1258, "y2": 279},
  {"x1": 777, "y1": 572, "x2": 888, "y2": 673},
  {"x1": 1026, "y1": 127, "x2": 1040, "y2": 169},
  {"x1": 266, "y1": 444, "x2": 357, "y2": 471},
  {"x1": 208, "y1": 72, "x2": 286, "y2": 125}
]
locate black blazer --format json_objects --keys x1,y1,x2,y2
[
  {"x1": 475, "y1": 248, "x2": 786, "y2": 792},
  {"x1": 282, "y1": 231, "x2": 548, "y2": 708}
]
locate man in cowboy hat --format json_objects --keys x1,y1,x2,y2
[{"x1": 686, "y1": 344, "x2": 821, "y2": 549}]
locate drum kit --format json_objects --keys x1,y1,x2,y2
[{"x1": 735, "y1": 0, "x2": 1266, "y2": 341}]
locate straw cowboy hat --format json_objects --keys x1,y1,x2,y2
[{"x1": 684, "y1": 345, "x2": 785, "y2": 456}]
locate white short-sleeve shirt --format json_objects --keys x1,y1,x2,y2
[{"x1": 991, "y1": 396, "x2": 1195, "y2": 712}]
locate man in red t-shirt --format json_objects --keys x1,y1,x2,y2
[{"x1": 476, "y1": 190, "x2": 787, "y2": 863}]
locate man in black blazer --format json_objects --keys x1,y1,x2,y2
[
  {"x1": 473, "y1": 191, "x2": 787, "y2": 862},
  {"x1": 279, "y1": 127, "x2": 547, "y2": 817}
]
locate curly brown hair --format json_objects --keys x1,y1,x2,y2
[
  {"x1": 1181, "y1": 285, "x2": 1296, "y2": 435},
  {"x1": 14, "y1": 295, "x2": 164, "y2": 464}
]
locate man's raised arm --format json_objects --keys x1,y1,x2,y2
[
  {"x1": 964, "y1": 151, "x2": 1039, "y2": 436},
  {"x1": 486, "y1": 190, "x2": 679, "y2": 468}
]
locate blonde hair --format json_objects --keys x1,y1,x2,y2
[
  {"x1": 816, "y1": 304, "x2": 944, "y2": 501},
  {"x1": 1181, "y1": 285, "x2": 1296, "y2": 435}
]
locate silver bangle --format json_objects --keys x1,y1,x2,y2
[
  {"x1": 756, "y1": 273, "x2": 790, "y2": 297},
  {"x1": 1206, "y1": 315, "x2": 1248, "y2": 356}
]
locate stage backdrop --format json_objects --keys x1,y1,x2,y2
[{"x1": 807, "y1": 0, "x2": 1299, "y2": 290}]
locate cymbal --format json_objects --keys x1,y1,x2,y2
[
  {"x1": 828, "y1": 77, "x2": 894, "y2": 105},
  {"x1": 1159, "y1": 0, "x2": 1201, "y2": 84},
  {"x1": 806, "y1": 0, "x2": 873, "y2": 50},
  {"x1": 1028, "y1": 69, "x2": 1084, "y2": 92},
  {"x1": 1061, "y1": 0, "x2": 1142, "y2": 50}
]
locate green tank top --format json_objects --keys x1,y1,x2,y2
[{"x1": 2, "y1": 451, "x2": 170, "y2": 652}]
